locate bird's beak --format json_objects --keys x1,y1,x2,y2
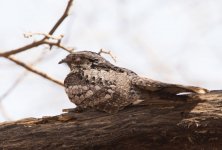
[
  {"x1": 58, "y1": 59, "x2": 66, "y2": 64},
  {"x1": 59, "y1": 55, "x2": 72, "y2": 64}
]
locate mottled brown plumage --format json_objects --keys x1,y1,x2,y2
[{"x1": 59, "y1": 51, "x2": 208, "y2": 113}]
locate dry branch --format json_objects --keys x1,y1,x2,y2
[
  {"x1": 0, "y1": 0, "x2": 74, "y2": 93},
  {"x1": 0, "y1": 0, "x2": 74, "y2": 120},
  {"x1": 98, "y1": 48, "x2": 117, "y2": 62},
  {"x1": 0, "y1": 0, "x2": 74, "y2": 57},
  {"x1": 5, "y1": 56, "x2": 63, "y2": 86},
  {"x1": 0, "y1": 91, "x2": 222, "y2": 149},
  {"x1": 47, "y1": 0, "x2": 73, "y2": 36},
  {"x1": 42, "y1": 39, "x2": 74, "y2": 53},
  {"x1": 24, "y1": 32, "x2": 64, "y2": 40},
  {"x1": 0, "y1": 40, "x2": 44, "y2": 57}
]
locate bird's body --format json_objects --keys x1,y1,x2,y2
[{"x1": 60, "y1": 51, "x2": 208, "y2": 113}]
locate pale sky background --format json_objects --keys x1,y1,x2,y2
[{"x1": 0, "y1": 0, "x2": 222, "y2": 121}]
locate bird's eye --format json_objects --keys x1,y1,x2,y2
[{"x1": 74, "y1": 57, "x2": 82, "y2": 63}]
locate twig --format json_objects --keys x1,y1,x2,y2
[
  {"x1": 24, "y1": 32, "x2": 64, "y2": 40},
  {"x1": 0, "y1": 40, "x2": 44, "y2": 57},
  {"x1": 0, "y1": 0, "x2": 74, "y2": 87},
  {"x1": 0, "y1": 39, "x2": 73, "y2": 57},
  {"x1": 47, "y1": 0, "x2": 74, "y2": 36},
  {"x1": 5, "y1": 56, "x2": 64, "y2": 86},
  {"x1": 0, "y1": 0, "x2": 74, "y2": 57},
  {"x1": 98, "y1": 48, "x2": 117, "y2": 62},
  {"x1": 42, "y1": 40, "x2": 73, "y2": 53},
  {"x1": 0, "y1": 0, "x2": 73, "y2": 118},
  {"x1": 0, "y1": 0, "x2": 74, "y2": 120}
]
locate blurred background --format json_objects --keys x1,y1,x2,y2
[{"x1": 0, "y1": 0, "x2": 222, "y2": 121}]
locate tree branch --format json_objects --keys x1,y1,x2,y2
[
  {"x1": 47, "y1": 0, "x2": 74, "y2": 36},
  {"x1": 42, "y1": 39, "x2": 73, "y2": 53},
  {"x1": 0, "y1": 91, "x2": 222, "y2": 149},
  {"x1": 0, "y1": 0, "x2": 74, "y2": 57},
  {"x1": 5, "y1": 56, "x2": 63, "y2": 86},
  {"x1": 0, "y1": 40, "x2": 44, "y2": 57},
  {"x1": 0, "y1": 0, "x2": 74, "y2": 88}
]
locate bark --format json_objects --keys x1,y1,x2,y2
[{"x1": 0, "y1": 90, "x2": 222, "y2": 150}]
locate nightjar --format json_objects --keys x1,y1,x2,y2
[{"x1": 59, "y1": 51, "x2": 208, "y2": 113}]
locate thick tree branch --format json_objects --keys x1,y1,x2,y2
[{"x1": 0, "y1": 91, "x2": 222, "y2": 149}]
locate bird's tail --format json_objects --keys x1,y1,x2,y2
[
  {"x1": 157, "y1": 84, "x2": 208, "y2": 95},
  {"x1": 132, "y1": 76, "x2": 208, "y2": 95}
]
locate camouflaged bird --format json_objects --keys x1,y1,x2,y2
[{"x1": 59, "y1": 51, "x2": 208, "y2": 113}]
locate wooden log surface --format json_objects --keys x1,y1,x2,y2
[{"x1": 0, "y1": 90, "x2": 222, "y2": 150}]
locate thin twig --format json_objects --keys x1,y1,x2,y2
[
  {"x1": 5, "y1": 56, "x2": 64, "y2": 86},
  {"x1": 42, "y1": 40, "x2": 73, "y2": 53},
  {"x1": 0, "y1": 0, "x2": 74, "y2": 120},
  {"x1": 24, "y1": 32, "x2": 64, "y2": 40},
  {"x1": 47, "y1": 0, "x2": 74, "y2": 36},
  {"x1": 0, "y1": 40, "x2": 44, "y2": 57},
  {"x1": 0, "y1": 0, "x2": 73, "y2": 114},
  {"x1": 98, "y1": 48, "x2": 117, "y2": 62},
  {"x1": 0, "y1": 0, "x2": 74, "y2": 57}
]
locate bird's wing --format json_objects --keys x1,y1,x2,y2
[
  {"x1": 132, "y1": 76, "x2": 208, "y2": 95},
  {"x1": 92, "y1": 60, "x2": 137, "y2": 76}
]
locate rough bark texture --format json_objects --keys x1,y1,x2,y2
[{"x1": 0, "y1": 91, "x2": 222, "y2": 150}]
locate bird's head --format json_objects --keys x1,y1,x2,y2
[{"x1": 59, "y1": 51, "x2": 107, "y2": 70}]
